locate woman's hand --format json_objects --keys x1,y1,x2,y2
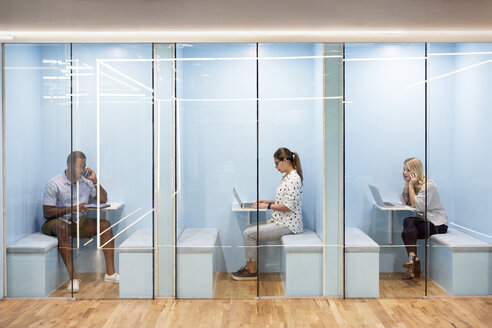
[
  {"x1": 252, "y1": 202, "x2": 269, "y2": 209},
  {"x1": 409, "y1": 172, "x2": 418, "y2": 186}
]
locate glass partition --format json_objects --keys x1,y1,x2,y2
[
  {"x1": 4, "y1": 41, "x2": 489, "y2": 300},
  {"x1": 344, "y1": 43, "x2": 427, "y2": 298},
  {"x1": 154, "y1": 44, "x2": 175, "y2": 297},
  {"x1": 175, "y1": 43, "x2": 257, "y2": 299},
  {"x1": 258, "y1": 43, "x2": 325, "y2": 297},
  {"x1": 4, "y1": 44, "x2": 72, "y2": 298},
  {"x1": 66, "y1": 44, "x2": 154, "y2": 299},
  {"x1": 427, "y1": 43, "x2": 492, "y2": 297}
]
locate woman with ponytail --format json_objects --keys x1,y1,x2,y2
[{"x1": 232, "y1": 147, "x2": 303, "y2": 281}]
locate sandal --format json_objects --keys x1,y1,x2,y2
[
  {"x1": 402, "y1": 255, "x2": 417, "y2": 269},
  {"x1": 401, "y1": 256, "x2": 421, "y2": 280}
]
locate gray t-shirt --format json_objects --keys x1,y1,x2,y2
[
  {"x1": 414, "y1": 179, "x2": 447, "y2": 226},
  {"x1": 43, "y1": 172, "x2": 96, "y2": 222}
]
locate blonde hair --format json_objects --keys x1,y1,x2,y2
[
  {"x1": 274, "y1": 147, "x2": 303, "y2": 183},
  {"x1": 404, "y1": 157, "x2": 426, "y2": 192}
]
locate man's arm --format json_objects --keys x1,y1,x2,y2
[
  {"x1": 85, "y1": 167, "x2": 108, "y2": 203},
  {"x1": 43, "y1": 204, "x2": 88, "y2": 219},
  {"x1": 93, "y1": 184, "x2": 108, "y2": 204}
]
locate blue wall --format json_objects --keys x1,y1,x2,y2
[
  {"x1": 345, "y1": 43, "x2": 426, "y2": 273},
  {"x1": 452, "y1": 43, "x2": 492, "y2": 243}
]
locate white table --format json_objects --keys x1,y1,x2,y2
[
  {"x1": 232, "y1": 203, "x2": 267, "y2": 225},
  {"x1": 373, "y1": 203, "x2": 415, "y2": 244},
  {"x1": 87, "y1": 202, "x2": 124, "y2": 221}
]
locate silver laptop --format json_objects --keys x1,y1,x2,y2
[
  {"x1": 369, "y1": 185, "x2": 405, "y2": 208},
  {"x1": 232, "y1": 188, "x2": 254, "y2": 209}
]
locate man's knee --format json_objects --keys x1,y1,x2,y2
[
  {"x1": 53, "y1": 222, "x2": 68, "y2": 236},
  {"x1": 100, "y1": 219, "x2": 111, "y2": 230}
]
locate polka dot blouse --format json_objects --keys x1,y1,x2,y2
[{"x1": 270, "y1": 170, "x2": 303, "y2": 234}]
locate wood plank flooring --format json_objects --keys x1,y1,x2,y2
[
  {"x1": 49, "y1": 273, "x2": 119, "y2": 299},
  {"x1": 213, "y1": 272, "x2": 285, "y2": 299},
  {"x1": 48, "y1": 272, "x2": 448, "y2": 299},
  {"x1": 1, "y1": 297, "x2": 490, "y2": 327},
  {"x1": 379, "y1": 273, "x2": 448, "y2": 298}
]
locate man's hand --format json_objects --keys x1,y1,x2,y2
[
  {"x1": 73, "y1": 203, "x2": 88, "y2": 214},
  {"x1": 85, "y1": 167, "x2": 98, "y2": 184}
]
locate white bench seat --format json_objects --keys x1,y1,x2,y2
[
  {"x1": 429, "y1": 228, "x2": 491, "y2": 296},
  {"x1": 7, "y1": 232, "x2": 67, "y2": 297},
  {"x1": 281, "y1": 229, "x2": 323, "y2": 296},
  {"x1": 345, "y1": 227, "x2": 380, "y2": 298},
  {"x1": 119, "y1": 229, "x2": 153, "y2": 298},
  {"x1": 177, "y1": 228, "x2": 219, "y2": 298}
]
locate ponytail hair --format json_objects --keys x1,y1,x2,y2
[{"x1": 274, "y1": 147, "x2": 303, "y2": 183}]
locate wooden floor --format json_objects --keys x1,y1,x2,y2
[
  {"x1": 49, "y1": 273, "x2": 119, "y2": 299},
  {"x1": 213, "y1": 272, "x2": 285, "y2": 299},
  {"x1": 48, "y1": 272, "x2": 448, "y2": 299},
  {"x1": 1, "y1": 297, "x2": 490, "y2": 327},
  {"x1": 379, "y1": 273, "x2": 449, "y2": 298}
]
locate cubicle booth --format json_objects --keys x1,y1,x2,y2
[{"x1": 0, "y1": 42, "x2": 490, "y2": 300}]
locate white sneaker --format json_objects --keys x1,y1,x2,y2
[
  {"x1": 66, "y1": 279, "x2": 80, "y2": 293},
  {"x1": 104, "y1": 272, "x2": 120, "y2": 283}
]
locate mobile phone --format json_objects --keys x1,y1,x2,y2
[{"x1": 83, "y1": 169, "x2": 89, "y2": 178}]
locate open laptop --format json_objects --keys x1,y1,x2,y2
[
  {"x1": 369, "y1": 185, "x2": 405, "y2": 208},
  {"x1": 232, "y1": 188, "x2": 254, "y2": 209}
]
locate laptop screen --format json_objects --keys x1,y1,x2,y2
[
  {"x1": 232, "y1": 188, "x2": 242, "y2": 205},
  {"x1": 368, "y1": 185, "x2": 384, "y2": 207}
]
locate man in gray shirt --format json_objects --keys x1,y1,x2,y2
[{"x1": 42, "y1": 151, "x2": 119, "y2": 293}]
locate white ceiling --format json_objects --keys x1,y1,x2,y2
[{"x1": 1, "y1": 0, "x2": 492, "y2": 42}]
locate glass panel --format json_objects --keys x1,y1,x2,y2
[
  {"x1": 154, "y1": 43, "x2": 175, "y2": 297},
  {"x1": 427, "y1": 43, "x2": 492, "y2": 297},
  {"x1": 257, "y1": 43, "x2": 327, "y2": 297},
  {"x1": 344, "y1": 43, "x2": 426, "y2": 298},
  {"x1": 175, "y1": 43, "x2": 257, "y2": 299},
  {"x1": 5, "y1": 44, "x2": 72, "y2": 298},
  {"x1": 324, "y1": 43, "x2": 344, "y2": 297},
  {"x1": 67, "y1": 44, "x2": 153, "y2": 299}
]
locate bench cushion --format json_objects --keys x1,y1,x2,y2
[
  {"x1": 120, "y1": 229, "x2": 152, "y2": 253},
  {"x1": 177, "y1": 228, "x2": 218, "y2": 253},
  {"x1": 281, "y1": 229, "x2": 323, "y2": 253},
  {"x1": 7, "y1": 232, "x2": 58, "y2": 254},
  {"x1": 429, "y1": 228, "x2": 491, "y2": 252},
  {"x1": 345, "y1": 227, "x2": 380, "y2": 253}
]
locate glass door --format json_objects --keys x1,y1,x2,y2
[
  {"x1": 174, "y1": 43, "x2": 258, "y2": 299},
  {"x1": 69, "y1": 43, "x2": 154, "y2": 299}
]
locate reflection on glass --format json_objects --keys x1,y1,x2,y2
[
  {"x1": 257, "y1": 43, "x2": 326, "y2": 297},
  {"x1": 154, "y1": 44, "x2": 175, "y2": 297},
  {"x1": 344, "y1": 43, "x2": 426, "y2": 298},
  {"x1": 5, "y1": 44, "x2": 72, "y2": 298},
  {"x1": 427, "y1": 43, "x2": 492, "y2": 296},
  {"x1": 70, "y1": 44, "x2": 153, "y2": 299},
  {"x1": 175, "y1": 43, "x2": 257, "y2": 299}
]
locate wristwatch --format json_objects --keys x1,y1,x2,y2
[{"x1": 268, "y1": 203, "x2": 272, "y2": 210}]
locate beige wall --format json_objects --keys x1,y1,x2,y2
[{"x1": 1, "y1": 0, "x2": 491, "y2": 42}]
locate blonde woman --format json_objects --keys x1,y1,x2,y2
[
  {"x1": 401, "y1": 157, "x2": 448, "y2": 279},
  {"x1": 232, "y1": 147, "x2": 303, "y2": 281}
]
